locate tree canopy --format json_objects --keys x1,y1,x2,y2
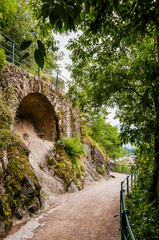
[{"x1": 63, "y1": 0, "x2": 159, "y2": 205}]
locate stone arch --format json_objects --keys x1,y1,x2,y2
[{"x1": 16, "y1": 93, "x2": 59, "y2": 141}]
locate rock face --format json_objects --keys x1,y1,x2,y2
[
  {"x1": 84, "y1": 142, "x2": 110, "y2": 182},
  {"x1": 0, "y1": 138, "x2": 41, "y2": 238},
  {"x1": 14, "y1": 119, "x2": 68, "y2": 197},
  {"x1": 0, "y1": 64, "x2": 110, "y2": 239}
]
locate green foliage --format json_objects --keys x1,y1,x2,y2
[
  {"x1": 57, "y1": 135, "x2": 86, "y2": 157},
  {"x1": 47, "y1": 137, "x2": 86, "y2": 189},
  {"x1": 127, "y1": 171, "x2": 159, "y2": 239},
  {"x1": 98, "y1": 167, "x2": 105, "y2": 175},
  {"x1": 0, "y1": 0, "x2": 34, "y2": 42},
  {"x1": 48, "y1": 155, "x2": 76, "y2": 186},
  {"x1": 0, "y1": 47, "x2": 6, "y2": 72},
  {"x1": 34, "y1": 48, "x2": 44, "y2": 69},
  {"x1": 66, "y1": 3, "x2": 159, "y2": 202},
  {"x1": 0, "y1": 0, "x2": 17, "y2": 29},
  {"x1": 37, "y1": 40, "x2": 46, "y2": 57},
  {"x1": 20, "y1": 40, "x2": 33, "y2": 51},
  {"x1": 55, "y1": 136, "x2": 86, "y2": 184},
  {"x1": 110, "y1": 163, "x2": 131, "y2": 174},
  {"x1": 125, "y1": 145, "x2": 159, "y2": 239},
  {"x1": 40, "y1": 0, "x2": 82, "y2": 32},
  {"x1": 71, "y1": 157, "x2": 86, "y2": 179},
  {"x1": 124, "y1": 147, "x2": 136, "y2": 156},
  {"x1": 0, "y1": 0, "x2": 61, "y2": 70},
  {"x1": 81, "y1": 113, "x2": 123, "y2": 160}
]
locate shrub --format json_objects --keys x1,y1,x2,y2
[
  {"x1": 126, "y1": 171, "x2": 159, "y2": 239},
  {"x1": 0, "y1": 47, "x2": 6, "y2": 72},
  {"x1": 50, "y1": 135, "x2": 87, "y2": 188},
  {"x1": 57, "y1": 135, "x2": 86, "y2": 157}
]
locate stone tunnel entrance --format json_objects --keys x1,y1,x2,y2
[{"x1": 15, "y1": 93, "x2": 58, "y2": 141}]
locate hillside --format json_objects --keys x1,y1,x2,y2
[{"x1": 0, "y1": 84, "x2": 110, "y2": 239}]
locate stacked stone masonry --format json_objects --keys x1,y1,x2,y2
[{"x1": 0, "y1": 63, "x2": 81, "y2": 140}]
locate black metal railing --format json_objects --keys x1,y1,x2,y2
[
  {"x1": 120, "y1": 172, "x2": 136, "y2": 240},
  {"x1": 110, "y1": 163, "x2": 132, "y2": 174}
]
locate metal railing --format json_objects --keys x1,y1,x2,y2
[
  {"x1": 120, "y1": 171, "x2": 137, "y2": 240},
  {"x1": 0, "y1": 31, "x2": 68, "y2": 90},
  {"x1": 110, "y1": 163, "x2": 132, "y2": 174}
]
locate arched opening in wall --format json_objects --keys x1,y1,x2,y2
[{"x1": 15, "y1": 93, "x2": 58, "y2": 141}]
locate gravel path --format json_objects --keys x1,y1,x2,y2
[{"x1": 6, "y1": 172, "x2": 127, "y2": 240}]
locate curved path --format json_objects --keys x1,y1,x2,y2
[{"x1": 6, "y1": 173, "x2": 127, "y2": 240}]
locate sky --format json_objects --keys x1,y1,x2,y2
[{"x1": 54, "y1": 32, "x2": 120, "y2": 126}]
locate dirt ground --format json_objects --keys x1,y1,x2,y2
[{"x1": 6, "y1": 172, "x2": 126, "y2": 240}]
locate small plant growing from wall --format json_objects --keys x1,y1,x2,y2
[
  {"x1": 57, "y1": 135, "x2": 86, "y2": 179},
  {"x1": 47, "y1": 135, "x2": 86, "y2": 190},
  {"x1": 57, "y1": 135, "x2": 86, "y2": 157}
]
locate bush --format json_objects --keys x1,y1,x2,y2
[
  {"x1": 57, "y1": 135, "x2": 86, "y2": 157},
  {"x1": 0, "y1": 47, "x2": 6, "y2": 72},
  {"x1": 55, "y1": 135, "x2": 86, "y2": 186},
  {"x1": 126, "y1": 171, "x2": 159, "y2": 239}
]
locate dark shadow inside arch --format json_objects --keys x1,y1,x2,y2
[{"x1": 16, "y1": 93, "x2": 59, "y2": 141}]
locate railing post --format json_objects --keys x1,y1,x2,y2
[
  {"x1": 120, "y1": 174, "x2": 136, "y2": 240},
  {"x1": 134, "y1": 172, "x2": 136, "y2": 182},
  {"x1": 38, "y1": 67, "x2": 40, "y2": 78},
  {"x1": 120, "y1": 190, "x2": 123, "y2": 240},
  {"x1": 120, "y1": 182, "x2": 123, "y2": 239},
  {"x1": 127, "y1": 176, "x2": 129, "y2": 195},
  {"x1": 120, "y1": 181, "x2": 127, "y2": 240},
  {"x1": 122, "y1": 210, "x2": 128, "y2": 239},
  {"x1": 12, "y1": 41, "x2": 15, "y2": 64},
  {"x1": 131, "y1": 171, "x2": 133, "y2": 187},
  {"x1": 56, "y1": 71, "x2": 59, "y2": 87}
]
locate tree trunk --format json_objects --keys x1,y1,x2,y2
[
  {"x1": 153, "y1": 136, "x2": 159, "y2": 205},
  {"x1": 153, "y1": 92, "x2": 159, "y2": 205},
  {"x1": 153, "y1": 29, "x2": 159, "y2": 205}
]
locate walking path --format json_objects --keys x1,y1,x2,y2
[{"x1": 5, "y1": 172, "x2": 127, "y2": 240}]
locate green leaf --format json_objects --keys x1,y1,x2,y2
[
  {"x1": 20, "y1": 40, "x2": 32, "y2": 51},
  {"x1": 66, "y1": 6, "x2": 74, "y2": 18},
  {"x1": 19, "y1": 52, "x2": 30, "y2": 61},
  {"x1": 56, "y1": 20, "x2": 63, "y2": 31},
  {"x1": 60, "y1": 8, "x2": 68, "y2": 23},
  {"x1": 34, "y1": 49, "x2": 44, "y2": 69},
  {"x1": 49, "y1": 11, "x2": 59, "y2": 26},
  {"x1": 37, "y1": 40, "x2": 46, "y2": 57}
]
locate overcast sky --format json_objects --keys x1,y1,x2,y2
[{"x1": 54, "y1": 32, "x2": 120, "y2": 126}]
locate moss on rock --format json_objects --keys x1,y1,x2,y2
[
  {"x1": 47, "y1": 141, "x2": 86, "y2": 190},
  {"x1": 0, "y1": 134, "x2": 41, "y2": 239},
  {"x1": 0, "y1": 90, "x2": 41, "y2": 239}
]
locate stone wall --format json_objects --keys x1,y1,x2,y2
[{"x1": 0, "y1": 63, "x2": 81, "y2": 140}]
